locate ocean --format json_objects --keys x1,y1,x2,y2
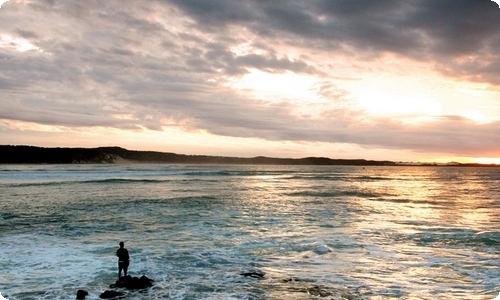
[{"x1": 0, "y1": 164, "x2": 499, "y2": 300}]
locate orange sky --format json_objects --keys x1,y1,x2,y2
[{"x1": 1, "y1": 1, "x2": 500, "y2": 163}]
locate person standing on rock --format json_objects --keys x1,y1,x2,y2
[{"x1": 116, "y1": 241, "x2": 130, "y2": 279}]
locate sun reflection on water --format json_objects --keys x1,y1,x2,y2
[{"x1": 353, "y1": 167, "x2": 498, "y2": 232}]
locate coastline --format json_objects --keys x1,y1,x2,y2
[{"x1": 0, "y1": 145, "x2": 498, "y2": 167}]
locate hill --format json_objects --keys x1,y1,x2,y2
[{"x1": 0, "y1": 145, "x2": 397, "y2": 166}]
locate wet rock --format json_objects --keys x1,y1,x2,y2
[
  {"x1": 240, "y1": 270, "x2": 265, "y2": 279},
  {"x1": 99, "y1": 290, "x2": 125, "y2": 299},
  {"x1": 76, "y1": 290, "x2": 88, "y2": 299},
  {"x1": 308, "y1": 286, "x2": 333, "y2": 297},
  {"x1": 111, "y1": 275, "x2": 154, "y2": 290},
  {"x1": 307, "y1": 285, "x2": 364, "y2": 299}
]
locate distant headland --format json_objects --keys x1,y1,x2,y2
[{"x1": 0, "y1": 145, "x2": 497, "y2": 167}]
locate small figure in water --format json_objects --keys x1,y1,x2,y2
[{"x1": 116, "y1": 241, "x2": 130, "y2": 279}]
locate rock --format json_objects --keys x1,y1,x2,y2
[
  {"x1": 240, "y1": 270, "x2": 265, "y2": 279},
  {"x1": 112, "y1": 275, "x2": 154, "y2": 290},
  {"x1": 307, "y1": 285, "x2": 363, "y2": 299},
  {"x1": 99, "y1": 290, "x2": 125, "y2": 299},
  {"x1": 76, "y1": 290, "x2": 88, "y2": 299},
  {"x1": 307, "y1": 286, "x2": 333, "y2": 297}
]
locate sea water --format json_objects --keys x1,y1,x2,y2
[{"x1": 0, "y1": 164, "x2": 499, "y2": 300}]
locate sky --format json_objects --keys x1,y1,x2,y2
[{"x1": 1, "y1": 0, "x2": 500, "y2": 163}]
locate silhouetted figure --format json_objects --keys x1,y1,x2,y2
[{"x1": 116, "y1": 242, "x2": 130, "y2": 279}]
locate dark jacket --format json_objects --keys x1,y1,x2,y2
[{"x1": 116, "y1": 248, "x2": 129, "y2": 262}]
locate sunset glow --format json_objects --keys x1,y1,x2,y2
[
  {"x1": 473, "y1": 157, "x2": 500, "y2": 165},
  {"x1": 1, "y1": 1, "x2": 500, "y2": 163}
]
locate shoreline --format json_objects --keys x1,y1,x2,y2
[{"x1": 1, "y1": 145, "x2": 499, "y2": 167}]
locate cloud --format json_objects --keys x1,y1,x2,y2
[
  {"x1": 169, "y1": 0, "x2": 500, "y2": 83},
  {"x1": 0, "y1": 0, "x2": 499, "y2": 160}
]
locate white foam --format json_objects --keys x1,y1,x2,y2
[
  {"x1": 0, "y1": 292, "x2": 9, "y2": 300},
  {"x1": 313, "y1": 244, "x2": 333, "y2": 255},
  {"x1": 1, "y1": 234, "x2": 110, "y2": 298},
  {"x1": 295, "y1": 240, "x2": 334, "y2": 255}
]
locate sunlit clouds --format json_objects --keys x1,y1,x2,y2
[
  {"x1": 0, "y1": 34, "x2": 41, "y2": 52},
  {"x1": 1, "y1": 0, "x2": 500, "y2": 162}
]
